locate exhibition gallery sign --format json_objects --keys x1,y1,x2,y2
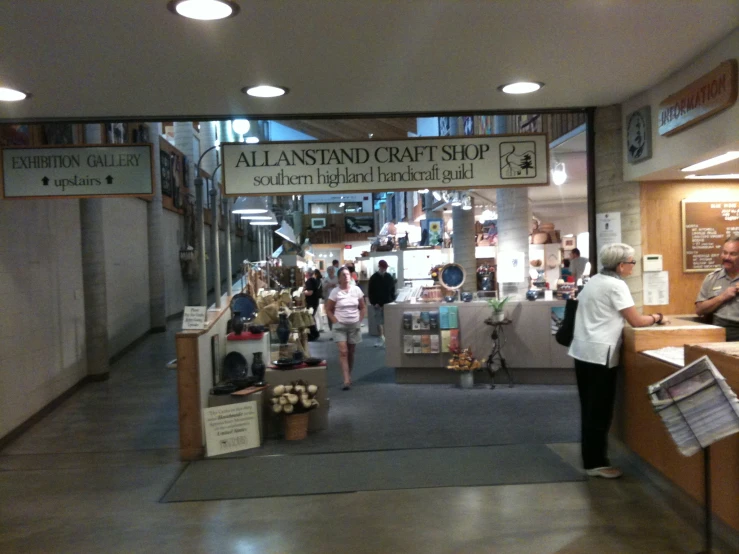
[
  {"x1": 1, "y1": 144, "x2": 154, "y2": 199},
  {"x1": 222, "y1": 134, "x2": 548, "y2": 196}
]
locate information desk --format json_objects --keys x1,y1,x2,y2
[
  {"x1": 384, "y1": 300, "x2": 574, "y2": 385},
  {"x1": 619, "y1": 316, "x2": 739, "y2": 533}
]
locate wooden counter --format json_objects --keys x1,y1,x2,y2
[{"x1": 619, "y1": 316, "x2": 739, "y2": 532}]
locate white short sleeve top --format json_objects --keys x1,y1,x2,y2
[{"x1": 568, "y1": 273, "x2": 634, "y2": 367}]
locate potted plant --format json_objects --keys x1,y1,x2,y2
[
  {"x1": 487, "y1": 296, "x2": 510, "y2": 323},
  {"x1": 270, "y1": 380, "x2": 320, "y2": 440},
  {"x1": 447, "y1": 348, "x2": 482, "y2": 389}
]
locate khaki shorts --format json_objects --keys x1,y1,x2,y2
[{"x1": 333, "y1": 321, "x2": 362, "y2": 344}]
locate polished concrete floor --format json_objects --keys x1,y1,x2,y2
[{"x1": 0, "y1": 325, "x2": 735, "y2": 553}]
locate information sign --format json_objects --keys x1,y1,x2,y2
[
  {"x1": 203, "y1": 402, "x2": 261, "y2": 457},
  {"x1": 1, "y1": 144, "x2": 154, "y2": 198},
  {"x1": 682, "y1": 200, "x2": 739, "y2": 272},
  {"x1": 182, "y1": 306, "x2": 207, "y2": 330}
]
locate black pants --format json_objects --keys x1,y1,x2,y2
[{"x1": 574, "y1": 359, "x2": 618, "y2": 470}]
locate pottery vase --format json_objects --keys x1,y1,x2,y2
[{"x1": 251, "y1": 352, "x2": 265, "y2": 381}]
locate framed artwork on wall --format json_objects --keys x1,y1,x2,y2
[
  {"x1": 311, "y1": 217, "x2": 327, "y2": 229},
  {"x1": 160, "y1": 150, "x2": 173, "y2": 196},
  {"x1": 345, "y1": 215, "x2": 374, "y2": 234}
]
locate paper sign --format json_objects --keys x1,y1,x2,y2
[
  {"x1": 596, "y1": 212, "x2": 622, "y2": 270},
  {"x1": 182, "y1": 306, "x2": 207, "y2": 330},
  {"x1": 643, "y1": 271, "x2": 670, "y2": 306},
  {"x1": 203, "y1": 401, "x2": 261, "y2": 457},
  {"x1": 497, "y1": 251, "x2": 525, "y2": 283}
]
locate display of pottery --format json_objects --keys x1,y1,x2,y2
[
  {"x1": 277, "y1": 312, "x2": 291, "y2": 344},
  {"x1": 251, "y1": 352, "x2": 265, "y2": 381}
]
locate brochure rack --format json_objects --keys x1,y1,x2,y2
[{"x1": 649, "y1": 356, "x2": 739, "y2": 553}]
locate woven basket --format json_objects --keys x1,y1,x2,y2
[{"x1": 284, "y1": 412, "x2": 310, "y2": 440}]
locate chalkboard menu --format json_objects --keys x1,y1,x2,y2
[{"x1": 682, "y1": 200, "x2": 739, "y2": 272}]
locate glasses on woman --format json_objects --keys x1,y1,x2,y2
[{"x1": 622, "y1": 260, "x2": 637, "y2": 265}]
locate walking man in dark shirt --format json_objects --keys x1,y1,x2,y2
[{"x1": 368, "y1": 259, "x2": 395, "y2": 348}]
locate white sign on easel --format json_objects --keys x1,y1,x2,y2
[
  {"x1": 203, "y1": 401, "x2": 261, "y2": 457},
  {"x1": 182, "y1": 306, "x2": 207, "y2": 330},
  {"x1": 497, "y1": 251, "x2": 525, "y2": 283},
  {"x1": 596, "y1": 212, "x2": 622, "y2": 270}
]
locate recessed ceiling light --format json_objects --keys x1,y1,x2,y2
[
  {"x1": 681, "y1": 151, "x2": 739, "y2": 172},
  {"x1": 243, "y1": 85, "x2": 288, "y2": 98},
  {"x1": 245, "y1": 137, "x2": 260, "y2": 144},
  {"x1": 685, "y1": 174, "x2": 739, "y2": 180},
  {"x1": 167, "y1": 0, "x2": 240, "y2": 20},
  {"x1": 498, "y1": 82, "x2": 544, "y2": 95},
  {"x1": 0, "y1": 87, "x2": 29, "y2": 102}
]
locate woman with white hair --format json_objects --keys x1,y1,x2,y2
[{"x1": 568, "y1": 243, "x2": 668, "y2": 479}]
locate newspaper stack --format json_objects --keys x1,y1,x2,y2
[{"x1": 648, "y1": 355, "x2": 739, "y2": 457}]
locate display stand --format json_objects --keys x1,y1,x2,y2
[
  {"x1": 650, "y1": 357, "x2": 739, "y2": 554},
  {"x1": 483, "y1": 318, "x2": 514, "y2": 388}
]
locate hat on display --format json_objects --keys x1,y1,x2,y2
[{"x1": 378, "y1": 260, "x2": 388, "y2": 268}]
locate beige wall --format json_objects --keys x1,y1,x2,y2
[
  {"x1": 622, "y1": 29, "x2": 739, "y2": 181},
  {"x1": 0, "y1": 198, "x2": 86, "y2": 437}
]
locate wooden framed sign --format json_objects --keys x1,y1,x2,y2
[
  {"x1": 1, "y1": 143, "x2": 154, "y2": 199},
  {"x1": 221, "y1": 134, "x2": 549, "y2": 196},
  {"x1": 682, "y1": 199, "x2": 739, "y2": 272}
]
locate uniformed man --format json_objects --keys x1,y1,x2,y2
[{"x1": 696, "y1": 236, "x2": 739, "y2": 341}]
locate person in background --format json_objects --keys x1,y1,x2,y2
[
  {"x1": 304, "y1": 269, "x2": 323, "y2": 341},
  {"x1": 368, "y1": 259, "x2": 396, "y2": 348},
  {"x1": 568, "y1": 243, "x2": 668, "y2": 479},
  {"x1": 569, "y1": 248, "x2": 590, "y2": 284},
  {"x1": 323, "y1": 265, "x2": 339, "y2": 331},
  {"x1": 325, "y1": 266, "x2": 366, "y2": 390},
  {"x1": 696, "y1": 235, "x2": 739, "y2": 341},
  {"x1": 332, "y1": 259, "x2": 340, "y2": 271},
  {"x1": 561, "y1": 259, "x2": 573, "y2": 282},
  {"x1": 346, "y1": 263, "x2": 359, "y2": 283}
]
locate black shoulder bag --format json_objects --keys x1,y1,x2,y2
[{"x1": 555, "y1": 298, "x2": 578, "y2": 347}]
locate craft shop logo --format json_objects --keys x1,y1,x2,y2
[{"x1": 499, "y1": 141, "x2": 537, "y2": 179}]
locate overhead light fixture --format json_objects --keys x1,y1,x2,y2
[
  {"x1": 498, "y1": 81, "x2": 544, "y2": 94},
  {"x1": 231, "y1": 119, "x2": 250, "y2": 135},
  {"x1": 245, "y1": 136, "x2": 260, "y2": 144},
  {"x1": 461, "y1": 194, "x2": 472, "y2": 210},
  {"x1": 681, "y1": 152, "x2": 739, "y2": 172},
  {"x1": 432, "y1": 190, "x2": 443, "y2": 201},
  {"x1": 339, "y1": 202, "x2": 345, "y2": 207},
  {"x1": 451, "y1": 192, "x2": 462, "y2": 207},
  {"x1": 418, "y1": 189, "x2": 429, "y2": 194},
  {"x1": 275, "y1": 220, "x2": 297, "y2": 244},
  {"x1": 551, "y1": 162, "x2": 567, "y2": 186},
  {"x1": 685, "y1": 174, "x2": 739, "y2": 180},
  {"x1": 0, "y1": 87, "x2": 29, "y2": 102},
  {"x1": 167, "y1": 0, "x2": 240, "y2": 20},
  {"x1": 243, "y1": 85, "x2": 288, "y2": 98},
  {"x1": 232, "y1": 196, "x2": 268, "y2": 214},
  {"x1": 249, "y1": 211, "x2": 278, "y2": 225},
  {"x1": 240, "y1": 213, "x2": 271, "y2": 220},
  {"x1": 480, "y1": 209, "x2": 496, "y2": 221}
]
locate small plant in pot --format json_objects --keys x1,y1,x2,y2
[{"x1": 487, "y1": 296, "x2": 510, "y2": 323}]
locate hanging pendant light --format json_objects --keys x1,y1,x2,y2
[
  {"x1": 232, "y1": 196, "x2": 268, "y2": 214},
  {"x1": 275, "y1": 220, "x2": 297, "y2": 244},
  {"x1": 250, "y1": 211, "x2": 278, "y2": 225},
  {"x1": 551, "y1": 162, "x2": 567, "y2": 186}
]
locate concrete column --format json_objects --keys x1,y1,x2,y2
[
  {"x1": 78, "y1": 124, "x2": 109, "y2": 379},
  {"x1": 174, "y1": 122, "x2": 200, "y2": 306},
  {"x1": 594, "y1": 105, "x2": 642, "y2": 305},
  {"x1": 496, "y1": 188, "x2": 531, "y2": 300},
  {"x1": 146, "y1": 122, "x2": 166, "y2": 331},
  {"x1": 452, "y1": 204, "x2": 477, "y2": 293},
  {"x1": 494, "y1": 115, "x2": 531, "y2": 300}
]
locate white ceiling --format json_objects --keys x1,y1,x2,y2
[{"x1": 1, "y1": 1, "x2": 738, "y2": 122}]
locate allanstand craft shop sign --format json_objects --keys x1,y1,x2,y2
[
  {"x1": 222, "y1": 134, "x2": 549, "y2": 196},
  {"x1": 1, "y1": 144, "x2": 154, "y2": 199}
]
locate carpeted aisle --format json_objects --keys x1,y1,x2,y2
[{"x1": 162, "y1": 444, "x2": 584, "y2": 502}]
